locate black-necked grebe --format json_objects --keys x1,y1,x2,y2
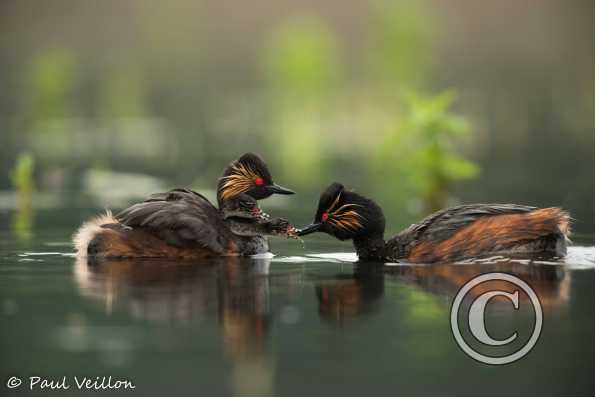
[
  {"x1": 74, "y1": 153, "x2": 296, "y2": 258},
  {"x1": 298, "y1": 182, "x2": 571, "y2": 263}
]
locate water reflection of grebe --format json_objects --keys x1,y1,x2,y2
[
  {"x1": 74, "y1": 255, "x2": 277, "y2": 397},
  {"x1": 389, "y1": 260, "x2": 570, "y2": 310},
  {"x1": 315, "y1": 264, "x2": 385, "y2": 324},
  {"x1": 75, "y1": 255, "x2": 273, "y2": 332},
  {"x1": 315, "y1": 260, "x2": 570, "y2": 324}
]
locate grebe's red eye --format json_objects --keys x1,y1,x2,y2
[
  {"x1": 254, "y1": 177, "x2": 264, "y2": 186},
  {"x1": 321, "y1": 212, "x2": 329, "y2": 222}
]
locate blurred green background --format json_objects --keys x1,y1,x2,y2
[{"x1": 1, "y1": 0, "x2": 594, "y2": 236}]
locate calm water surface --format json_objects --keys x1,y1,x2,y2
[{"x1": 1, "y1": 210, "x2": 595, "y2": 396}]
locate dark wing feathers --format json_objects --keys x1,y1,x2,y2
[
  {"x1": 396, "y1": 204, "x2": 536, "y2": 242},
  {"x1": 144, "y1": 188, "x2": 211, "y2": 203},
  {"x1": 116, "y1": 189, "x2": 229, "y2": 253}
]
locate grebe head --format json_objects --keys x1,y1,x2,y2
[
  {"x1": 298, "y1": 182, "x2": 385, "y2": 241},
  {"x1": 217, "y1": 153, "x2": 294, "y2": 203}
]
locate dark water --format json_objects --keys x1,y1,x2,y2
[{"x1": 1, "y1": 211, "x2": 595, "y2": 396}]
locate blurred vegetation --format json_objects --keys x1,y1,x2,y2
[
  {"x1": 10, "y1": 152, "x2": 35, "y2": 240},
  {"x1": 366, "y1": 0, "x2": 430, "y2": 89},
  {"x1": 394, "y1": 284, "x2": 447, "y2": 358},
  {"x1": 265, "y1": 18, "x2": 340, "y2": 187},
  {"x1": 0, "y1": 0, "x2": 594, "y2": 232},
  {"x1": 10, "y1": 152, "x2": 35, "y2": 199},
  {"x1": 373, "y1": 91, "x2": 478, "y2": 215},
  {"x1": 24, "y1": 48, "x2": 78, "y2": 123},
  {"x1": 263, "y1": 9, "x2": 476, "y2": 224}
]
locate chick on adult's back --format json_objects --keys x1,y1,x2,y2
[{"x1": 74, "y1": 153, "x2": 296, "y2": 258}]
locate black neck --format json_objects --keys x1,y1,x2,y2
[{"x1": 353, "y1": 235, "x2": 386, "y2": 261}]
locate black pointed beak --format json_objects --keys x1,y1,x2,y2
[
  {"x1": 297, "y1": 223, "x2": 322, "y2": 236},
  {"x1": 267, "y1": 183, "x2": 295, "y2": 195}
]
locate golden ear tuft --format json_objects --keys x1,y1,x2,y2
[
  {"x1": 326, "y1": 192, "x2": 342, "y2": 214},
  {"x1": 328, "y1": 204, "x2": 364, "y2": 232},
  {"x1": 220, "y1": 163, "x2": 261, "y2": 200}
]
